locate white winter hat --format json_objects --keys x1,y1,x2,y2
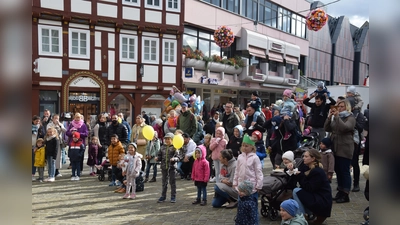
[
  {"x1": 347, "y1": 86, "x2": 356, "y2": 94},
  {"x1": 282, "y1": 151, "x2": 294, "y2": 162}
]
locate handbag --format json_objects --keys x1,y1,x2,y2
[{"x1": 136, "y1": 139, "x2": 147, "y2": 146}]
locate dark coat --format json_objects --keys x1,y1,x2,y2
[
  {"x1": 243, "y1": 113, "x2": 265, "y2": 136},
  {"x1": 267, "y1": 119, "x2": 298, "y2": 155},
  {"x1": 45, "y1": 136, "x2": 60, "y2": 159},
  {"x1": 222, "y1": 112, "x2": 240, "y2": 138},
  {"x1": 203, "y1": 119, "x2": 217, "y2": 136},
  {"x1": 296, "y1": 166, "x2": 333, "y2": 217},
  {"x1": 87, "y1": 143, "x2": 98, "y2": 166},
  {"x1": 106, "y1": 123, "x2": 128, "y2": 146},
  {"x1": 227, "y1": 135, "x2": 242, "y2": 158},
  {"x1": 303, "y1": 97, "x2": 336, "y2": 128}
]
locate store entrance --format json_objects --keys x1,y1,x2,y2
[{"x1": 69, "y1": 102, "x2": 99, "y2": 123}]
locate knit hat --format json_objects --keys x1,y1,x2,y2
[
  {"x1": 282, "y1": 151, "x2": 294, "y2": 162},
  {"x1": 283, "y1": 89, "x2": 292, "y2": 97},
  {"x1": 252, "y1": 130, "x2": 262, "y2": 141},
  {"x1": 234, "y1": 125, "x2": 243, "y2": 137},
  {"x1": 73, "y1": 132, "x2": 80, "y2": 139},
  {"x1": 320, "y1": 138, "x2": 332, "y2": 148},
  {"x1": 128, "y1": 142, "x2": 137, "y2": 150},
  {"x1": 164, "y1": 132, "x2": 174, "y2": 139},
  {"x1": 280, "y1": 199, "x2": 299, "y2": 217},
  {"x1": 347, "y1": 85, "x2": 356, "y2": 94},
  {"x1": 181, "y1": 102, "x2": 188, "y2": 107},
  {"x1": 216, "y1": 127, "x2": 225, "y2": 136},
  {"x1": 252, "y1": 91, "x2": 259, "y2": 97},
  {"x1": 238, "y1": 180, "x2": 254, "y2": 196},
  {"x1": 242, "y1": 134, "x2": 255, "y2": 146},
  {"x1": 317, "y1": 81, "x2": 324, "y2": 89}
]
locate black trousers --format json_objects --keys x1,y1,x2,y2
[
  {"x1": 181, "y1": 156, "x2": 194, "y2": 177},
  {"x1": 351, "y1": 143, "x2": 360, "y2": 185}
]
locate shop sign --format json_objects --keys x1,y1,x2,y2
[
  {"x1": 69, "y1": 95, "x2": 100, "y2": 102},
  {"x1": 70, "y1": 77, "x2": 100, "y2": 88},
  {"x1": 185, "y1": 68, "x2": 193, "y2": 78},
  {"x1": 200, "y1": 76, "x2": 218, "y2": 85}
]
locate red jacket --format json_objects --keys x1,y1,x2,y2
[{"x1": 191, "y1": 145, "x2": 210, "y2": 183}]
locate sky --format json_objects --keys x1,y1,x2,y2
[{"x1": 322, "y1": 0, "x2": 369, "y2": 27}]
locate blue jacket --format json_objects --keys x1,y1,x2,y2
[{"x1": 68, "y1": 139, "x2": 85, "y2": 162}]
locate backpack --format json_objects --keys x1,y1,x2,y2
[{"x1": 135, "y1": 172, "x2": 145, "y2": 192}]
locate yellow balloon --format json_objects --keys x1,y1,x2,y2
[
  {"x1": 142, "y1": 125, "x2": 155, "y2": 141},
  {"x1": 173, "y1": 134, "x2": 184, "y2": 149}
]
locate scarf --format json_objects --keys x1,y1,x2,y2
[
  {"x1": 339, "y1": 111, "x2": 352, "y2": 118},
  {"x1": 32, "y1": 124, "x2": 39, "y2": 134},
  {"x1": 71, "y1": 119, "x2": 84, "y2": 129},
  {"x1": 46, "y1": 134, "x2": 56, "y2": 141}
]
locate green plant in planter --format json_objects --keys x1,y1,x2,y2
[{"x1": 202, "y1": 56, "x2": 213, "y2": 69}]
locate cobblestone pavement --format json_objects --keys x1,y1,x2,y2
[{"x1": 32, "y1": 155, "x2": 367, "y2": 225}]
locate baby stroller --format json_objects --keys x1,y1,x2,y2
[
  {"x1": 260, "y1": 155, "x2": 304, "y2": 221},
  {"x1": 300, "y1": 131, "x2": 320, "y2": 150},
  {"x1": 97, "y1": 160, "x2": 112, "y2": 182}
]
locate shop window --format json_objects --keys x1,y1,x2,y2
[
  {"x1": 108, "y1": 94, "x2": 132, "y2": 121},
  {"x1": 39, "y1": 91, "x2": 59, "y2": 117}
]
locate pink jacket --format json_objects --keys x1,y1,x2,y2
[
  {"x1": 191, "y1": 145, "x2": 210, "y2": 183},
  {"x1": 233, "y1": 152, "x2": 263, "y2": 194},
  {"x1": 210, "y1": 127, "x2": 228, "y2": 160}
]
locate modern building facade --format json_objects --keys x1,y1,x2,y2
[{"x1": 32, "y1": 0, "x2": 184, "y2": 122}]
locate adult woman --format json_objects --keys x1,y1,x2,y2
[
  {"x1": 32, "y1": 115, "x2": 45, "y2": 181},
  {"x1": 324, "y1": 99, "x2": 356, "y2": 203},
  {"x1": 212, "y1": 149, "x2": 238, "y2": 208},
  {"x1": 131, "y1": 115, "x2": 147, "y2": 171},
  {"x1": 93, "y1": 113, "x2": 109, "y2": 165},
  {"x1": 46, "y1": 114, "x2": 67, "y2": 177},
  {"x1": 292, "y1": 149, "x2": 332, "y2": 225},
  {"x1": 66, "y1": 113, "x2": 89, "y2": 173},
  {"x1": 234, "y1": 107, "x2": 245, "y2": 124}
]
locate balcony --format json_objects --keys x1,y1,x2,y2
[{"x1": 184, "y1": 58, "x2": 243, "y2": 75}]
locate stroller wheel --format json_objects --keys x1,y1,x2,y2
[
  {"x1": 363, "y1": 207, "x2": 369, "y2": 221},
  {"x1": 99, "y1": 176, "x2": 105, "y2": 181},
  {"x1": 268, "y1": 208, "x2": 279, "y2": 221},
  {"x1": 108, "y1": 175, "x2": 112, "y2": 181}
]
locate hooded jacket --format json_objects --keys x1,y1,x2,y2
[
  {"x1": 34, "y1": 146, "x2": 46, "y2": 167},
  {"x1": 108, "y1": 141, "x2": 125, "y2": 166},
  {"x1": 227, "y1": 125, "x2": 243, "y2": 158},
  {"x1": 210, "y1": 127, "x2": 228, "y2": 160},
  {"x1": 191, "y1": 145, "x2": 210, "y2": 183},
  {"x1": 157, "y1": 144, "x2": 181, "y2": 170},
  {"x1": 68, "y1": 139, "x2": 85, "y2": 162},
  {"x1": 233, "y1": 152, "x2": 263, "y2": 194},
  {"x1": 125, "y1": 152, "x2": 143, "y2": 178}
]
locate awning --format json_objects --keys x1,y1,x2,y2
[
  {"x1": 248, "y1": 46, "x2": 266, "y2": 59},
  {"x1": 285, "y1": 55, "x2": 299, "y2": 65},
  {"x1": 268, "y1": 51, "x2": 283, "y2": 63}
]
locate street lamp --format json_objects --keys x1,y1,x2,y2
[{"x1": 139, "y1": 64, "x2": 144, "y2": 77}]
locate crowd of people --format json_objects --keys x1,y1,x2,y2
[{"x1": 32, "y1": 84, "x2": 369, "y2": 225}]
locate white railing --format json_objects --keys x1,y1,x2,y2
[{"x1": 298, "y1": 75, "x2": 319, "y2": 88}]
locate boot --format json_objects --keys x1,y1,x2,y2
[
  {"x1": 310, "y1": 215, "x2": 327, "y2": 225},
  {"x1": 144, "y1": 178, "x2": 149, "y2": 183},
  {"x1": 336, "y1": 193, "x2": 350, "y2": 203},
  {"x1": 149, "y1": 177, "x2": 156, "y2": 182},
  {"x1": 200, "y1": 200, "x2": 207, "y2": 206},
  {"x1": 192, "y1": 198, "x2": 200, "y2": 204},
  {"x1": 352, "y1": 184, "x2": 360, "y2": 192},
  {"x1": 332, "y1": 191, "x2": 344, "y2": 201}
]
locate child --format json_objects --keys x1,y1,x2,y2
[
  {"x1": 145, "y1": 131, "x2": 161, "y2": 183},
  {"x1": 319, "y1": 138, "x2": 335, "y2": 182},
  {"x1": 243, "y1": 91, "x2": 262, "y2": 130},
  {"x1": 191, "y1": 145, "x2": 210, "y2": 206},
  {"x1": 269, "y1": 109, "x2": 283, "y2": 141},
  {"x1": 204, "y1": 133, "x2": 215, "y2": 182},
  {"x1": 107, "y1": 134, "x2": 125, "y2": 186},
  {"x1": 44, "y1": 127, "x2": 60, "y2": 182},
  {"x1": 281, "y1": 151, "x2": 299, "y2": 176},
  {"x1": 252, "y1": 130, "x2": 267, "y2": 169},
  {"x1": 280, "y1": 199, "x2": 308, "y2": 225},
  {"x1": 68, "y1": 132, "x2": 85, "y2": 181},
  {"x1": 227, "y1": 125, "x2": 243, "y2": 159},
  {"x1": 346, "y1": 85, "x2": 364, "y2": 111},
  {"x1": 167, "y1": 110, "x2": 178, "y2": 133},
  {"x1": 312, "y1": 81, "x2": 330, "y2": 100},
  {"x1": 215, "y1": 122, "x2": 229, "y2": 141},
  {"x1": 87, "y1": 136, "x2": 101, "y2": 176},
  {"x1": 280, "y1": 89, "x2": 297, "y2": 140},
  {"x1": 235, "y1": 180, "x2": 258, "y2": 225},
  {"x1": 34, "y1": 138, "x2": 46, "y2": 182},
  {"x1": 123, "y1": 143, "x2": 142, "y2": 200},
  {"x1": 210, "y1": 127, "x2": 228, "y2": 183},
  {"x1": 233, "y1": 134, "x2": 263, "y2": 224},
  {"x1": 155, "y1": 132, "x2": 182, "y2": 203}
]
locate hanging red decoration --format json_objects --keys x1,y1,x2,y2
[
  {"x1": 306, "y1": 8, "x2": 328, "y2": 31},
  {"x1": 213, "y1": 26, "x2": 235, "y2": 48}
]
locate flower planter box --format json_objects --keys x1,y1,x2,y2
[
  {"x1": 185, "y1": 58, "x2": 208, "y2": 70},
  {"x1": 185, "y1": 58, "x2": 243, "y2": 74},
  {"x1": 224, "y1": 65, "x2": 243, "y2": 74},
  {"x1": 208, "y1": 62, "x2": 226, "y2": 73}
]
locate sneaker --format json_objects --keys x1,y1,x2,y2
[
  {"x1": 122, "y1": 193, "x2": 130, "y2": 199},
  {"x1": 192, "y1": 199, "x2": 200, "y2": 204},
  {"x1": 149, "y1": 177, "x2": 156, "y2": 183},
  {"x1": 32, "y1": 176, "x2": 36, "y2": 181},
  {"x1": 144, "y1": 178, "x2": 149, "y2": 183},
  {"x1": 157, "y1": 197, "x2": 166, "y2": 203},
  {"x1": 47, "y1": 177, "x2": 55, "y2": 182},
  {"x1": 56, "y1": 174, "x2": 62, "y2": 177},
  {"x1": 200, "y1": 200, "x2": 207, "y2": 206},
  {"x1": 95, "y1": 165, "x2": 103, "y2": 170},
  {"x1": 283, "y1": 132, "x2": 292, "y2": 140},
  {"x1": 89, "y1": 172, "x2": 96, "y2": 176},
  {"x1": 248, "y1": 126, "x2": 254, "y2": 130},
  {"x1": 75, "y1": 176, "x2": 80, "y2": 181},
  {"x1": 71, "y1": 176, "x2": 76, "y2": 181},
  {"x1": 39, "y1": 179, "x2": 43, "y2": 183},
  {"x1": 180, "y1": 175, "x2": 185, "y2": 180},
  {"x1": 115, "y1": 180, "x2": 122, "y2": 186},
  {"x1": 170, "y1": 197, "x2": 176, "y2": 203},
  {"x1": 109, "y1": 182, "x2": 116, "y2": 186},
  {"x1": 209, "y1": 177, "x2": 216, "y2": 183},
  {"x1": 130, "y1": 194, "x2": 136, "y2": 199}
]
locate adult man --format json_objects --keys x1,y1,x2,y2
[
  {"x1": 117, "y1": 112, "x2": 131, "y2": 141},
  {"x1": 106, "y1": 115, "x2": 128, "y2": 148},
  {"x1": 150, "y1": 115, "x2": 157, "y2": 126},
  {"x1": 42, "y1": 109, "x2": 53, "y2": 128},
  {"x1": 177, "y1": 102, "x2": 197, "y2": 137},
  {"x1": 221, "y1": 102, "x2": 240, "y2": 138},
  {"x1": 177, "y1": 133, "x2": 197, "y2": 180},
  {"x1": 203, "y1": 111, "x2": 219, "y2": 136},
  {"x1": 243, "y1": 105, "x2": 265, "y2": 136},
  {"x1": 303, "y1": 93, "x2": 336, "y2": 142},
  {"x1": 142, "y1": 111, "x2": 151, "y2": 125}
]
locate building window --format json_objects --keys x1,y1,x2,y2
[
  {"x1": 269, "y1": 61, "x2": 278, "y2": 72},
  {"x1": 69, "y1": 29, "x2": 90, "y2": 59},
  {"x1": 145, "y1": 0, "x2": 162, "y2": 10},
  {"x1": 123, "y1": 0, "x2": 140, "y2": 6},
  {"x1": 38, "y1": 25, "x2": 62, "y2": 56},
  {"x1": 142, "y1": 37, "x2": 159, "y2": 64},
  {"x1": 167, "y1": 0, "x2": 180, "y2": 11},
  {"x1": 163, "y1": 39, "x2": 177, "y2": 65},
  {"x1": 120, "y1": 35, "x2": 138, "y2": 62},
  {"x1": 285, "y1": 64, "x2": 295, "y2": 74}
]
